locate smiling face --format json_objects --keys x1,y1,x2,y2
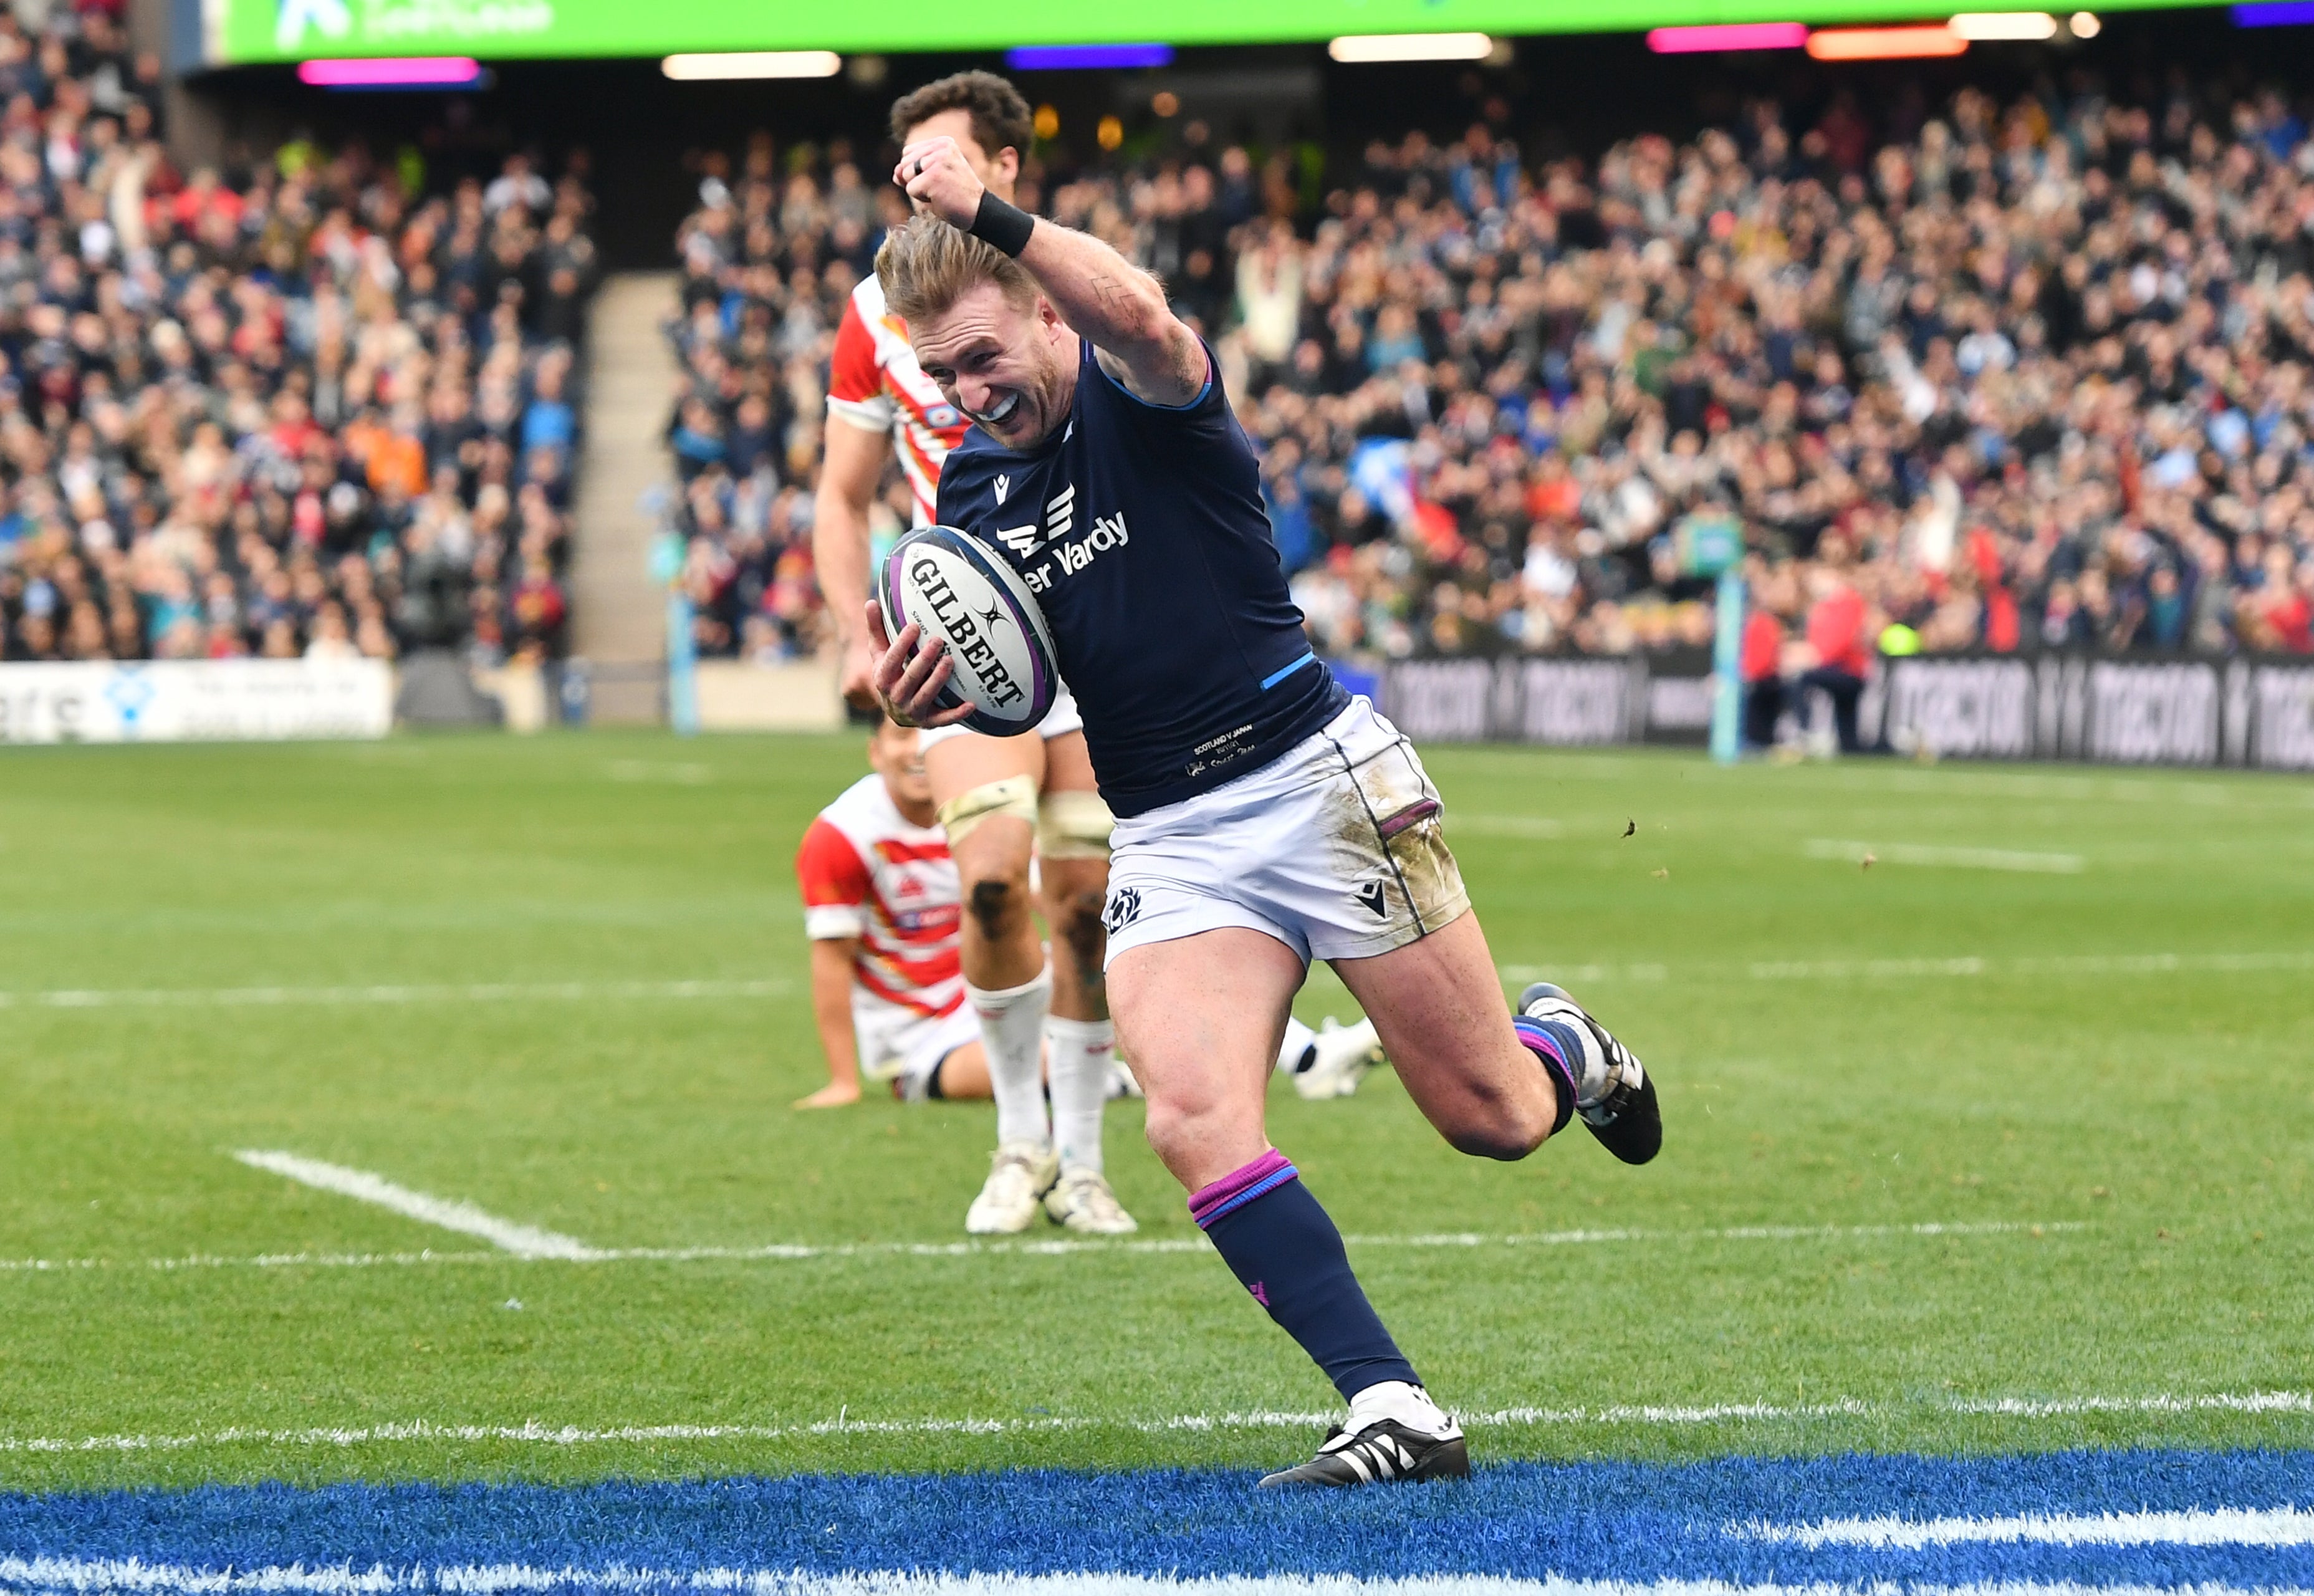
[
  {"x1": 908, "y1": 281, "x2": 1077, "y2": 451},
  {"x1": 869, "y1": 718, "x2": 933, "y2": 815}
]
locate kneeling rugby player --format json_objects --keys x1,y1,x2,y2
[{"x1": 796, "y1": 715, "x2": 1381, "y2": 1111}]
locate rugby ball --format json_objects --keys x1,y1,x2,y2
[{"x1": 876, "y1": 524, "x2": 1058, "y2": 738}]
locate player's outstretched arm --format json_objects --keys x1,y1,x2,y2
[
  {"x1": 800, "y1": 937, "x2": 865, "y2": 1108},
  {"x1": 896, "y1": 136, "x2": 1206, "y2": 407}
]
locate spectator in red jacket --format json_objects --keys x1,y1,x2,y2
[
  {"x1": 1796, "y1": 539, "x2": 1875, "y2": 754},
  {"x1": 1740, "y1": 564, "x2": 1795, "y2": 751}
]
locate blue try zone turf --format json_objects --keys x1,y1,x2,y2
[{"x1": 2, "y1": 1448, "x2": 2311, "y2": 1593}]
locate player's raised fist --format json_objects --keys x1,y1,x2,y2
[{"x1": 894, "y1": 137, "x2": 984, "y2": 230}]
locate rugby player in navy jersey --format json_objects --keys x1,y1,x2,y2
[{"x1": 865, "y1": 135, "x2": 1661, "y2": 1489}]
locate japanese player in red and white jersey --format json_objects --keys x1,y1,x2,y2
[
  {"x1": 811, "y1": 71, "x2": 1130, "y2": 1237},
  {"x1": 794, "y1": 716, "x2": 993, "y2": 1108},
  {"x1": 826, "y1": 269, "x2": 966, "y2": 532},
  {"x1": 796, "y1": 718, "x2": 1393, "y2": 1113}
]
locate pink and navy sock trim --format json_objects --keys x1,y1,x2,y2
[
  {"x1": 1188, "y1": 1148, "x2": 1299, "y2": 1229},
  {"x1": 1513, "y1": 1017, "x2": 1578, "y2": 1135}
]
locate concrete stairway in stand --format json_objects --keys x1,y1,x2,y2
[{"x1": 570, "y1": 271, "x2": 679, "y2": 725}]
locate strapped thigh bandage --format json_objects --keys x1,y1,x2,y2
[
  {"x1": 937, "y1": 774, "x2": 1039, "y2": 845},
  {"x1": 1036, "y1": 789, "x2": 1115, "y2": 861}
]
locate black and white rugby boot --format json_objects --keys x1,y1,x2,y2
[
  {"x1": 1257, "y1": 1417, "x2": 1471, "y2": 1489},
  {"x1": 1517, "y1": 982, "x2": 1661, "y2": 1165}
]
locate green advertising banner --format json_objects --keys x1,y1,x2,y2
[{"x1": 217, "y1": 0, "x2": 2207, "y2": 64}]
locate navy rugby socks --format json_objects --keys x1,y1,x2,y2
[
  {"x1": 1189, "y1": 1149, "x2": 1419, "y2": 1401},
  {"x1": 1512, "y1": 1017, "x2": 1580, "y2": 1134}
]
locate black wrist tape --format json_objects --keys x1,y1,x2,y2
[{"x1": 968, "y1": 192, "x2": 1035, "y2": 257}]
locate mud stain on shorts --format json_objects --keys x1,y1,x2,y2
[{"x1": 1325, "y1": 737, "x2": 1471, "y2": 940}]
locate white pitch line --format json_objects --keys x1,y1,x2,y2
[
  {"x1": 234, "y1": 1151, "x2": 605, "y2": 1262},
  {"x1": 0, "y1": 1220, "x2": 2081, "y2": 1277},
  {"x1": 0, "y1": 1390, "x2": 2307, "y2": 1459},
  {"x1": 0, "y1": 1567, "x2": 1538, "y2": 1596},
  {"x1": 1, "y1": 1574, "x2": 2302, "y2": 1596},
  {"x1": 0, "y1": 978, "x2": 788, "y2": 1012},
  {"x1": 605, "y1": 759, "x2": 713, "y2": 785},
  {"x1": 7, "y1": 950, "x2": 2307, "y2": 1011},
  {"x1": 1804, "y1": 840, "x2": 2086, "y2": 874},
  {"x1": 1449, "y1": 814, "x2": 1567, "y2": 839},
  {"x1": 1497, "y1": 949, "x2": 2314, "y2": 986},
  {"x1": 1741, "y1": 1504, "x2": 2314, "y2": 1549}
]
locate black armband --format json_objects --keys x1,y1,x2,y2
[{"x1": 968, "y1": 191, "x2": 1035, "y2": 257}]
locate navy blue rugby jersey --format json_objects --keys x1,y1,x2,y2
[{"x1": 934, "y1": 339, "x2": 1345, "y2": 818}]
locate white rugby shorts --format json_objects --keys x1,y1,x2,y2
[
  {"x1": 1100, "y1": 696, "x2": 1471, "y2": 967},
  {"x1": 855, "y1": 995, "x2": 981, "y2": 1101},
  {"x1": 919, "y1": 683, "x2": 1083, "y2": 749}
]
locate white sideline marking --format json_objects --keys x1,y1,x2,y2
[
  {"x1": 1803, "y1": 840, "x2": 2086, "y2": 874},
  {"x1": 0, "y1": 1219, "x2": 2080, "y2": 1276},
  {"x1": 1, "y1": 1390, "x2": 2305, "y2": 1458},
  {"x1": 234, "y1": 1152, "x2": 604, "y2": 1262},
  {"x1": 1497, "y1": 949, "x2": 2314, "y2": 986},
  {"x1": 1742, "y1": 1504, "x2": 2314, "y2": 1549},
  {"x1": 1450, "y1": 813, "x2": 1567, "y2": 839},
  {"x1": 7, "y1": 948, "x2": 2307, "y2": 1011},
  {"x1": 0, "y1": 978, "x2": 787, "y2": 1012},
  {"x1": 606, "y1": 759, "x2": 713, "y2": 785},
  {"x1": 0, "y1": 1574, "x2": 2300, "y2": 1596}
]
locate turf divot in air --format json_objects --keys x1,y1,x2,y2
[{"x1": 0, "y1": 1449, "x2": 2310, "y2": 1590}]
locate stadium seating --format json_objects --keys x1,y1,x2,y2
[
  {"x1": 669, "y1": 82, "x2": 2314, "y2": 669},
  {"x1": 0, "y1": 4, "x2": 598, "y2": 669}
]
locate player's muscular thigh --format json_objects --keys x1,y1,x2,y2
[
  {"x1": 926, "y1": 733, "x2": 1045, "y2": 967},
  {"x1": 1111, "y1": 928, "x2": 1300, "y2": 1190},
  {"x1": 1035, "y1": 730, "x2": 1111, "y2": 1016},
  {"x1": 1330, "y1": 911, "x2": 1557, "y2": 1160}
]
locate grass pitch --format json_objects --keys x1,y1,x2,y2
[{"x1": 0, "y1": 731, "x2": 2308, "y2": 1493}]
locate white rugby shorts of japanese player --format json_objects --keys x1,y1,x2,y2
[
  {"x1": 1100, "y1": 696, "x2": 1471, "y2": 966},
  {"x1": 918, "y1": 682, "x2": 1084, "y2": 747},
  {"x1": 856, "y1": 995, "x2": 982, "y2": 1101}
]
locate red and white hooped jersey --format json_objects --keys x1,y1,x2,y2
[
  {"x1": 825, "y1": 274, "x2": 969, "y2": 528},
  {"x1": 795, "y1": 774, "x2": 963, "y2": 1018}
]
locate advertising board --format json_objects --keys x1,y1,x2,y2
[
  {"x1": 1375, "y1": 651, "x2": 2314, "y2": 772},
  {"x1": 210, "y1": 0, "x2": 2216, "y2": 64},
  {"x1": 0, "y1": 660, "x2": 395, "y2": 746}
]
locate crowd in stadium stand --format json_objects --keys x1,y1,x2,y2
[
  {"x1": 667, "y1": 73, "x2": 2314, "y2": 683},
  {"x1": 0, "y1": 4, "x2": 597, "y2": 669},
  {"x1": 665, "y1": 134, "x2": 893, "y2": 662}
]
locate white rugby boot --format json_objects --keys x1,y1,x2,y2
[
  {"x1": 1043, "y1": 1165, "x2": 1139, "y2": 1234},
  {"x1": 1293, "y1": 1017, "x2": 1387, "y2": 1100},
  {"x1": 964, "y1": 1142, "x2": 1060, "y2": 1234},
  {"x1": 1259, "y1": 1382, "x2": 1469, "y2": 1488}
]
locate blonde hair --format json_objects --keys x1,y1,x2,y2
[{"x1": 875, "y1": 213, "x2": 1039, "y2": 329}]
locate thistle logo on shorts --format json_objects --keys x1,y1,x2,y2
[{"x1": 1103, "y1": 886, "x2": 1143, "y2": 933}]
